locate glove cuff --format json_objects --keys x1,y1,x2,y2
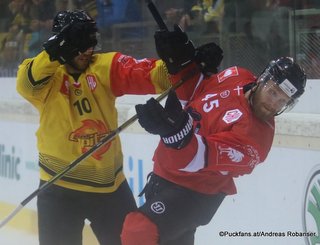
[{"x1": 161, "y1": 115, "x2": 193, "y2": 149}]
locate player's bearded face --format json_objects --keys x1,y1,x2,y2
[
  {"x1": 70, "y1": 47, "x2": 94, "y2": 71},
  {"x1": 251, "y1": 80, "x2": 291, "y2": 121}
]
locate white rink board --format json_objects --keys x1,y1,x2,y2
[
  {"x1": 0, "y1": 78, "x2": 320, "y2": 245},
  {"x1": 0, "y1": 126, "x2": 319, "y2": 245},
  {"x1": 0, "y1": 121, "x2": 39, "y2": 208}
]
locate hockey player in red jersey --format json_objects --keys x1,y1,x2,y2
[{"x1": 121, "y1": 26, "x2": 307, "y2": 245}]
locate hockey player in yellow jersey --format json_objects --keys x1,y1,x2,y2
[{"x1": 16, "y1": 9, "x2": 188, "y2": 245}]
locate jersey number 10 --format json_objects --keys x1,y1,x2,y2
[{"x1": 73, "y1": 98, "x2": 92, "y2": 116}]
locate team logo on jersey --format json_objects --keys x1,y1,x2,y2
[
  {"x1": 74, "y1": 89, "x2": 82, "y2": 96},
  {"x1": 220, "y1": 90, "x2": 230, "y2": 98},
  {"x1": 218, "y1": 146, "x2": 244, "y2": 163},
  {"x1": 217, "y1": 144, "x2": 260, "y2": 168},
  {"x1": 60, "y1": 75, "x2": 70, "y2": 95},
  {"x1": 118, "y1": 54, "x2": 152, "y2": 69},
  {"x1": 69, "y1": 119, "x2": 111, "y2": 160},
  {"x1": 118, "y1": 54, "x2": 130, "y2": 65},
  {"x1": 233, "y1": 86, "x2": 243, "y2": 96},
  {"x1": 245, "y1": 145, "x2": 260, "y2": 167},
  {"x1": 118, "y1": 54, "x2": 134, "y2": 68},
  {"x1": 86, "y1": 75, "x2": 97, "y2": 92},
  {"x1": 151, "y1": 201, "x2": 166, "y2": 214},
  {"x1": 218, "y1": 67, "x2": 239, "y2": 83},
  {"x1": 222, "y1": 109, "x2": 243, "y2": 124}
]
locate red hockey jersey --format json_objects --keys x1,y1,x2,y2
[{"x1": 153, "y1": 66, "x2": 275, "y2": 195}]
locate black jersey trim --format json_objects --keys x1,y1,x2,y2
[
  {"x1": 28, "y1": 60, "x2": 51, "y2": 87},
  {"x1": 39, "y1": 161, "x2": 123, "y2": 188}
]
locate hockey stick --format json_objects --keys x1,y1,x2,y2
[
  {"x1": 146, "y1": 0, "x2": 168, "y2": 31},
  {"x1": 0, "y1": 0, "x2": 193, "y2": 229},
  {"x1": 0, "y1": 69, "x2": 197, "y2": 228}
]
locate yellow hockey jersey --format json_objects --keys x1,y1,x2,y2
[{"x1": 17, "y1": 51, "x2": 171, "y2": 193}]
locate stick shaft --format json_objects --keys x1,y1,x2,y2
[
  {"x1": 146, "y1": 0, "x2": 168, "y2": 31},
  {"x1": 0, "y1": 205, "x2": 23, "y2": 228}
]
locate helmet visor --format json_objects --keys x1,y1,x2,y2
[{"x1": 256, "y1": 71, "x2": 297, "y2": 114}]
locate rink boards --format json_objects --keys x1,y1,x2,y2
[{"x1": 0, "y1": 78, "x2": 320, "y2": 245}]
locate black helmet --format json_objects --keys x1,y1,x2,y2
[
  {"x1": 261, "y1": 57, "x2": 306, "y2": 99},
  {"x1": 52, "y1": 10, "x2": 96, "y2": 33},
  {"x1": 52, "y1": 10, "x2": 98, "y2": 52},
  {"x1": 255, "y1": 57, "x2": 307, "y2": 115}
]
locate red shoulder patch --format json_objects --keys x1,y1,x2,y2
[{"x1": 218, "y1": 67, "x2": 239, "y2": 83}]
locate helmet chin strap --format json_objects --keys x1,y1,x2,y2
[{"x1": 247, "y1": 83, "x2": 258, "y2": 108}]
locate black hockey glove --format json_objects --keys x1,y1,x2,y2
[
  {"x1": 155, "y1": 24, "x2": 195, "y2": 74},
  {"x1": 43, "y1": 25, "x2": 79, "y2": 64},
  {"x1": 195, "y1": 42, "x2": 223, "y2": 76},
  {"x1": 67, "y1": 21, "x2": 98, "y2": 52},
  {"x1": 135, "y1": 90, "x2": 193, "y2": 149},
  {"x1": 43, "y1": 22, "x2": 97, "y2": 64}
]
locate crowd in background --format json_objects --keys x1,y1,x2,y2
[{"x1": 0, "y1": 0, "x2": 319, "y2": 77}]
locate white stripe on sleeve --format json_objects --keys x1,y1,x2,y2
[{"x1": 179, "y1": 134, "x2": 206, "y2": 172}]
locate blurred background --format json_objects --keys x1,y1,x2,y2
[{"x1": 0, "y1": 0, "x2": 319, "y2": 78}]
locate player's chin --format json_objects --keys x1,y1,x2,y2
[
  {"x1": 74, "y1": 60, "x2": 90, "y2": 71},
  {"x1": 253, "y1": 106, "x2": 275, "y2": 122}
]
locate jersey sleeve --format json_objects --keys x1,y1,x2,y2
[
  {"x1": 109, "y1": 53, "x2": 172, "y2": 96},
  {"x1": 153, "y1": 115, "x2": 274, "y2": 178},
  {"x1": 16, "y1": 51, "x2": 60, "y2": 109},
  {"x1": 168, "y1": 63, "x2": 202, "y2": 102}
]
